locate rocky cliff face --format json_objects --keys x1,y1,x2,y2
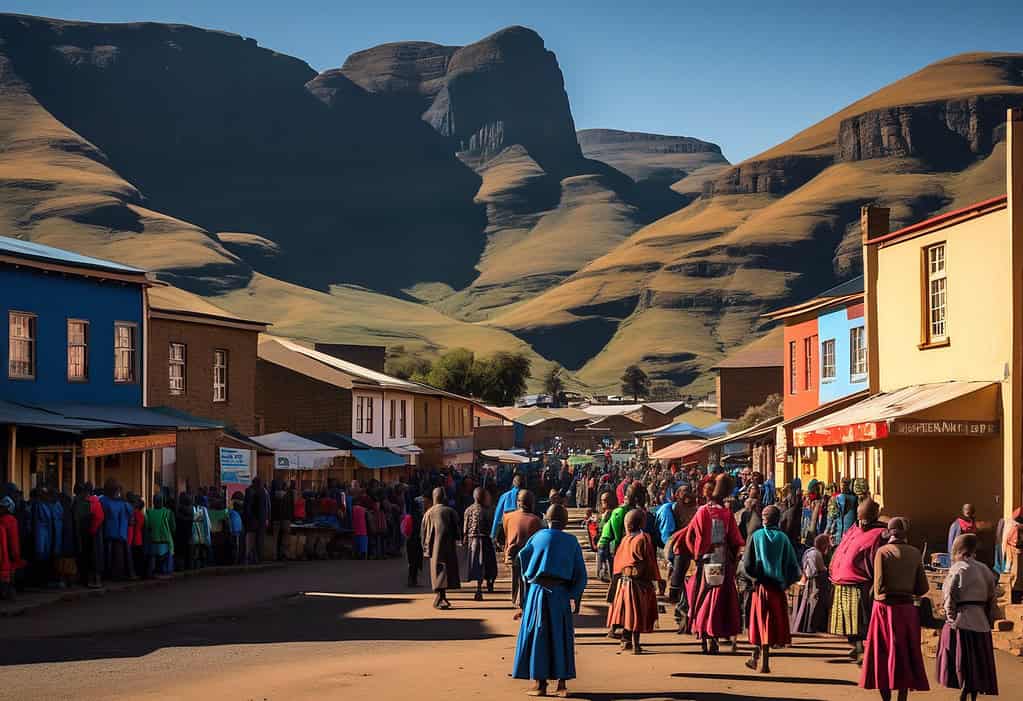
[
  {"x1": 838, "y1": 94, "x2": 1023, "y2": 166},
  {"x1": 705, "y1": 154, "x2": 833, "y2": 196},
  {"x1": 338, "y1": 26, "x2": 581, "y2": 171},
  {"x1": 577, "y1": 129, "x2": 727, "y2": 183}
]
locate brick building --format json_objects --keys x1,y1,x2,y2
[
  {"x1": 711, "y1": 329, "x2": 784, "y2": 421},
  {"x1": 146, "y1": 285, "x2": 270, "y2": 491}
]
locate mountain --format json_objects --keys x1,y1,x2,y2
[
  {"x1": 489, "y1": 53, "x2": 1023, "y2": 393},
  {"x1": 1, "y1": 12, "x2": 1020, "y2": 396}
]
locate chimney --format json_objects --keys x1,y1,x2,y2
[{"x1": 861, "y1": 206, "x2": 889, "y2": 395}]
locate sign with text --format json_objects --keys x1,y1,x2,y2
[
  {"x1": 891, "y1": 420, "x2": 999, "y2": 437},
  {"x1": 83, "y1": 433, "x2": 176, "y2": 457},
  {"x1": 219, "y1": 447, "x2": 253, "y2": 486}
]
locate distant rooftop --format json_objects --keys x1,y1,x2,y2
[
  {"x1": 816, "y1": 275, "x2": 864, "y2": 298},
  {"x1": 713, "y1": 327, "x2": 784, "y2": 369},
  {"x1": 0, "y1": 235, "x2": 146, "y2": 277}
]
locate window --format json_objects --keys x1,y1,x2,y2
[
  {"x1": 213, "y1": 349, "x2": 228, "y2": 402},
  {"x1": 788, "y1": 341, "x2": 796, "y2": 395},
  {"x1": 803, "y1": 336, "x2": 815, "y2": 390},
  {"x1": 113, "y1": 322, "x2": 137, "y2": 383},
  {"x1": 168, "y1": 343, "x2": 186, "y2": 395},
  {"x1": 356, "y1": 396, "x2": 374, "y2": 434},
  {"x1": 821, "y1": 339, "x2": 836, "y2": 381},
  {"x1": 388, "y1": 399, "x2": 397, "y2": 439},
  {"x1": 67, "y1": 320, "x2": 89, "y2": 381},
  {"x1": 8, "y1": 312, "x2": 36, "y2": 379},
  {"x1": 849, "y1": 448, "x2": 866, "y2": 480},
  {"x1": 850, "y1": 326, "x2": 867, "y2": 377},
  {"x1": 926, "y1": 243, "x2": 947, "y2": 342},
  {"x1": 399, "y1": 399, "x2": 407, "y2": 438}
]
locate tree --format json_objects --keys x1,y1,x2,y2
[
  {"x1": 728, "y1": 393, "x2": 782, "y2": 433},
  {"x1": 543, "y1": 365, "x2": 565, "y2": 406},
  {"x1": 476, "y1": 351, "x2": 532, "y2": 405},
  {"x1": 426, "y1": 348, "x2": 478, "y2": 396},
  {"x1": 385, "y1": 351, "x2": 432, "y2": 381},
  {"x1": 620, "y1": 365, "x2": 650, "y2": 401}
]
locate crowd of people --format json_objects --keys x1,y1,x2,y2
[{"x1": 487, "y1": 456, "x2": 1020, "y2": 699}]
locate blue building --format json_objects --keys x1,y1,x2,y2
[
  {"x1": 815, "y1": 277, "x2": 869, "y2": 404},
  {"x1": 0, "y1": 237, "x2": 217, "y2": 498}
]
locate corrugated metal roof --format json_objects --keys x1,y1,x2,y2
[
  {"x1": 650, "y1": 439, "x2": 708, "y2": 461},
  {"x1": 817, "y1": 276, "x2": 864, "y2": 298},
  {"x1": 515, "y1": 407, "x2": 594, "y2": 426},
  {"x1": 15, "y1": 402, "x2": 222, "y2": 430},
  {"x1": 794, "y1": 381, "x2": 997, "y2": 437},
  {"x1": 713, "y1": 327, "x2": 785, "y2": 369},
  {"x1": 0, "y1": 235, "x2": 145, "y2": 275},
  {"x1": 582, "y1": 404, "x2": 644, "y2": 416},
  {"x1": 250, "y1": 432, "x2": 345, "y2": 452}
]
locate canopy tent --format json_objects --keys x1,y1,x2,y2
[
  {"x1": 252, "y1": 431, "x2": 348, "y2": 471},
  {"x1": 480, "y1": 449, "x2": 531, "y2": 464},
  {"x1": 635, "y1": 420, "x2": 729, "y2": 439},
  {"x1": 351, "y1": 449, "x2": 408, "y2": 469},
  {"x1": 650, "y1": 439, "x2": 708, "y2": 461},
  {"x1": 793, "y1": 381, "x2": 998, "y2": 447}
]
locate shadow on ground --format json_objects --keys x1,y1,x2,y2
[
  {"x1": 567, "y1": 693, "x2": 827, "y2": 701},
  {"x1": 0, "y1": 594, "x2": 504, "y2": 667}
]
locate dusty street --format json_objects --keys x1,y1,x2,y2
[{"x1": 1, "y1": 533, "x2": 1020, "y2": 701}]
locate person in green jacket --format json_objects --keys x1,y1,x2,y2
[
  {"x1": 145, "y1": 494, "x2": 175, "y2": 577},
  {"x1": 605, "y1": 482, "x2": 649, "y2": 636},
  {"x1": 596, "y1": 491, "x2": 618, "y2": 581}
]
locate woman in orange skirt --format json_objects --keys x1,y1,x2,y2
[{"x1": 607, "y1": 508, "x2": 662, "y2": 654}]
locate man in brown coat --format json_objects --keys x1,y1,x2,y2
[
  {"x1": 422, "y1": 486, "x2": 461, "y2": 609},
  {"x1": 502, "y1": 490, "x2": 542, "y2": 611}
]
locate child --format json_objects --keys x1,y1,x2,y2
[
  {"x1": 584, "y1": 508, "x2": 599, "y2": 551},
  {"x1": 229, "y1": 496, "x2": 245, "y2": 565},
  {"x1": 127, "y1": 495, "x2": 145, "y2": 580},
  {"x1": 596, "y1": 492, "x2": 616, "y2": 582},
  {"x1": 607, "y1": 508, "x2": 662, "y2": 654},
  {"x1": 936, "y1": 533, "x2": 998, "y2": 700}
]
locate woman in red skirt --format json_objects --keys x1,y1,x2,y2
[
  {"x1": 741, "y1": 504, "x2": 801, "y2": 673},
  {"x1": 860, "y1": 517, "x2": 930, "y2": 701},
  {"x1": 607, "y1": 509, "x2": 662, "y2": 654}
]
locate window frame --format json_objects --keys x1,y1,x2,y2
[
  {"x1": 67, "y1": 318, "x2": 90, "y2": 383},
  {"x1": 8, "y1": 311, "x2": 37, "y2": 380},
  {"x1": 168, "y1": 342, "x2": 187, "y2": 396},
  {"x1": 803, "y1": 335, "x2": 815, "y2": 391},
  {"x1": 365, "y1": 396, "x2": 374, "y2": 435},
  {"x1": 788, "y1": 340, "x2": 797, "y2": 395},
  {"x1": 923, "y1": 242, "x2": 949, "y2": 346},
  {"x1": 850, "y1": 326, "x2": 868, "y2": 378},
  {"x1": 213, "y1": 349, "x2": 228, "y2": 403},
  {"x1": 820, "y1": 338, "x2": 836, "y2": 382},
  {"x1": 113, "y1": 321, "x2": 138, "y2": 384},
  {"x1": 388, "y1": 398, "x2": 397, "y2": 439},
  {"x1": 399, "y1": 399, "x2": 408, "y2": 438},
  {"x1": 356, "y1": 396, "x2": 365, "y2": 434}
]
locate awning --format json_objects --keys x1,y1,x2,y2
[
  {"x1": 650, "y1": 440, "x2": 708, "y2": 461},
  {"x1": 352, "y1": 448, "x2": 408, "y2": 469},
  {"x1": 0, "y1": 401, "x2": 223, "y2": 433},
  {"x1": 391, "y1": 444, "x2": 423, "y2": 456},
  {"x1": 480, "y1": 449, "x2": 531, "y2": 464},
  {"x1": 303, "y1": 432, "x2": 370, "y2": 451},
  {"x1": 567, "y1": 454, "x2": 595, "y2": 466},
  {"x1": 700, "y1": 415, "x2": 784, "y2": 449},
  {"x1": 793, "y1": 382, "x2": 999, "y2": 447},
  {"x1": 0, "y1": 400, "x2": 123, "y2": 433},
  {"x1": 252, "y1": 431, "x2": 348, "y2": 470}
]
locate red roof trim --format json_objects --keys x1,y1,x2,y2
[{"x1": 866, "y1": 195, "x2": 1007, "y2": 246}]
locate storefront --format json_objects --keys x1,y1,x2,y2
[{"x1": 793, "y1": 381, "x2": 1001, "y2": 552}]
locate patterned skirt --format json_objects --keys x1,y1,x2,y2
[{"x1": 830, "y1": 582, "x2": 870, "y2": 638}]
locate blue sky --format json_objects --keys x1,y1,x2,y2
[{"x1": 9, "y1": 1, "x2": 1023, "y2": 162}]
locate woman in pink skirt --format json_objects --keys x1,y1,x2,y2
[{"x1": 860, "y1": 517, "x2": 930, "y2": 701}]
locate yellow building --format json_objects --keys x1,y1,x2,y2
[{"x1": 793, "y1": 108, "x2": 1023, "y2": 553}]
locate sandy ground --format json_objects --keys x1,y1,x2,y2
[{"x1": 1, "y1": 538, "x2": 1020, "y2": 701}]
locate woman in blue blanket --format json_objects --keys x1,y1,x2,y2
[{"x1": 513, "y1": 503, "x2": 588, "y2": 698}]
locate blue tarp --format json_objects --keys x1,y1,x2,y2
[
  {"x1": 352, "y1": 448, "x2": 408, "y2": 469},
  {"x1": 645, "y1": 421, "x2": 730, "y2": 439}
]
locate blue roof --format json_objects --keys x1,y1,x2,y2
[
  {"x1": 647, "y1": 421, "x2": 730, "y2": 439},
  {"x1": 9, "y1": 401, "x2": 223, "y2": 430},
  {"x1": 0, "y1": 236, "x2": 146, "y2": 276},
  {"x1": 352, "y1": 448, "x2": 408, "y2": 469},
  {"x1": 0, "y1": 400, "x2": 123, "y2": 433}
]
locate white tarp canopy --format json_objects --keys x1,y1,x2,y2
[
  {"x1": 252, "y1": 431, "x2": 348, "y2": 470},
  {"x1": 480, "y1": 449, "x2": 531, "y2": 464}
]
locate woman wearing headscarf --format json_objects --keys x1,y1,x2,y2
[
  {"x1": 936, "y1": 532, "x2": 999, "y2": 700},
  {"x1": 684, "y1": 473, "x2": 745, "y2": 654},
  {"x1": 742, "y1": 504, "x2": 801, "y2": 673},
  {"x1": 779, "y1": 491, "x2": 804, "y2": 551},
  {"x1": 859, "y1": 517, "x2": 929, "y2": 700},
  {"x1": 607, "y1": 509, "x2": 662, "y2": 654},
  {"x1": 792, "y1": 533, "x2": 833, "y2": 634},
  {"x1": 829, "y1": 498, "x2": 887, "y2": 663}
]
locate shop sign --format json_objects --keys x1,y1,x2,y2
[
  {"x1": 219, "y1": 447, "x2": 253, "y2": 486},
  {"x1": 82, "y1": 433, "x2": 176, "y2": 457},
  {"x1": 274, "y1": 451, "x2": 340, "y2": 471},
  {"x1": 890, "y1": 420, "x2": 999, "y2": 437},
  {"x1": 794, "y1": 421, "x2": 887, "y2": 447}
]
